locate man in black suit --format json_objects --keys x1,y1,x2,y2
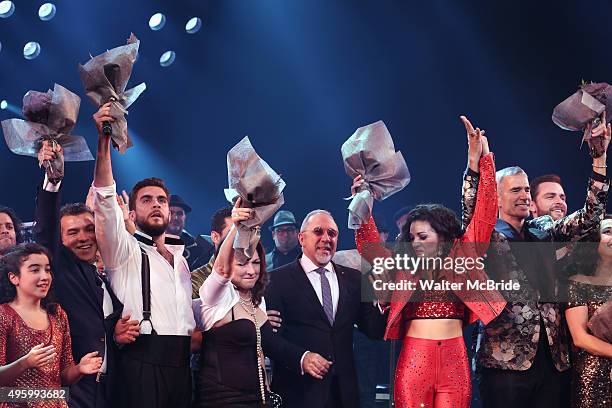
[
  {"x1": 34, "y1": 141, "x2": 139, "y2": 408},
  {"x1": 265, "y1": 209, "x2": 387, "y2": 408}
]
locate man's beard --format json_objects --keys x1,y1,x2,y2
[
  {"x1": 0, "y1": 237, "x2": 15, "y2": 255},
  {"x1": 137, "y1": 217, "x2": 169, "y2": 238}
]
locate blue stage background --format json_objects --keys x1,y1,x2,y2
[{"x1": 1, "y1": 0, "x2": 611, "y2": 250}]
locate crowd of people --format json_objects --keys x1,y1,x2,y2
[{"x1": 0, "y1": 105, "x2": 610, "y2": 408}]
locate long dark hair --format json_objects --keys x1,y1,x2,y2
[
  {"x1": 0, "y1": 243, "x2": 58, "y2": 314},
  {"x1": 215, "y1": 240, "x2": 268, "y2": 307},
  {"x1": 397, "y1": 204, "x2": 462, "y2": 258},
  {"x1": 565, "y1": 214, "x2": 612, "y2": 277}
]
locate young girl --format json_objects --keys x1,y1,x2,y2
[{"x1": 0, "y1": 243, "x2": 102, "y2": 408}]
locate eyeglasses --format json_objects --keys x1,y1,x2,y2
[
  {"x1": 274, "y1": 227, "x2": 297, "y2": 235},
  {"x1": 303, "y1": 227, "x2": 338, "y2": 239}
]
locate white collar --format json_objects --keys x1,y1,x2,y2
[{"x1": 300, "y1": 255, "x2": 334, "y2": 274}]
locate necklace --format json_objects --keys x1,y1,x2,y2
[{"x1": 238, "y1": 292, "x2": 266, "y2": 405}]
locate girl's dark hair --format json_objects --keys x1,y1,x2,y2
[
  {"x1": 565, "y1": 214, "x2": 612, "y2": 277},
  {"x1": 0, "y1": 243, "x2": 58, "y2": 314},
  {"x1": 397, "y1": 204, "x2": 462, "y2": 257},
  {"x1": 215, "y1": 241, "x2": 268, "y2": 307},
  {"x1": 0, "y1": 206, "x2": 24, "y2": 251}
]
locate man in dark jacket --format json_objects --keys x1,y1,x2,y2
[
  {"x1": 462, "y1": 122, "x2": 610, "y2": 408},
  {"x1": 265, "y1": 210, "x2": 387, "y2": 408},
  {"x1": 34, "y1": 141, "x2": 138, "y2": 408}
]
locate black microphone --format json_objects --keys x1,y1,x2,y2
[
  {"x1": 102, "y1": 121, "x2": 112, "y2": 136},
  {"x1": 102, "y1": 96, "x2": 116, "y2": 136}
]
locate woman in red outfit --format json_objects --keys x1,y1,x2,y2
[
  {"x1": 353, "y1": 117, "x2": 505, "y2": 408},
  {"x1": 0, "y1": 243, "x2": 102, "y2": 408}
]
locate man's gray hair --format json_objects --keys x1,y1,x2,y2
[
  {"x1": 300, "y1": 209, "x2": 334, "y2": 232},
  {"x1": 496, "y1": 166, "x2": 528, "y2": 185}
]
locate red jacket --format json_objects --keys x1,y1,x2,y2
[{"x1": 355, "y1": 153, "x2": 506, "y2": 340}]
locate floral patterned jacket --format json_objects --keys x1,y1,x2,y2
[{"x1": 462, "y1": 170, "x2": 609, "y2": 371}]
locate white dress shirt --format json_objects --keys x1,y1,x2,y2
[
  {"x1": 300, "y1": 255, "x2": 339, "y2": 318},
  {"x1": 92, "y1": 183, "x2": 195, "y2": 336},
  {"x1": 99, "y1": 280, "x2": 113, "y2": 373}
]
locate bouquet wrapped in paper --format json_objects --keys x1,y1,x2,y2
[
  {"x1": 552, "y1": 82, "x2": 612, "y2": 157},
  {"x1": 588, "y1": 300, "x2": 612, "y2": 343},
  {"x1": 224, "y1": 137, "x2": 285, "y2": 263},
  {"x1": 79, "y1": 33, "x2": 146, "y2": 153},
  {"x1": 1, "y1": 83, "x2": 93, "y2": 179},
  {"x1": 342, "y1": 120, "x2": 410, "y2": 229}
]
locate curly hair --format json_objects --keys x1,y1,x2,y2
[
  {"x1": 0, "y1": 206, "x2": 24, "y2": 253},
  {"x1": 397, "y1": 204, "x2": 462, "y2": 257},
  {"x1": 214, "y1": 241, "x2": 268, "y2": 307},
  {"x1": 564, "y1": 214, "x2": 612, "y2": 277},
  {"x1": 0, "y1": 243, "x2": 58, "y2": 314}
]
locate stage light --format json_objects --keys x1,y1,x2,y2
[
  {"x1": 159, "y1": 50, "x2": 175, "y2": 67},
  {"x1": 185, "y1": 17, "x2": 202, "y2": 34},
  {"x1": 0, "y1": 100, "x2": 7, "y2": 110},
  {"x1": 23, "y1": 41, "x2": 41, "y2": 60},
  {"x1": 0, "y1": 1, "x2": 15, "y2": 18},
  {"x1": 149, "y1": 13, "x2": 166, "y2": 31},
  {"x1": 38, "y1": 3, "x2": 56, "y2": 21}
]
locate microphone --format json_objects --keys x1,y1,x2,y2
[
  {"x1": 102, "y1": 121, "x2": 112, "y2": 136},
  {"x1": 102, "y1": 96, "x2": 116, "y2": 136}
]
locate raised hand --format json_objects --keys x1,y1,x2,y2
[
  {"x1": 22, "y1": 343, "x2": 57, "y2": 369},
  {"x1": 114, "y1": 314, "x2": 141, "y2": 344},
  {"x1": 460, "y1": 115, "x2": 487, "y2": 172},
  {"x1": 37, "y1": 139, "x2": 64, "y2": 181},
  {"x1": 117, "y1": 190, "x2": 136, "y2": 234},
  {"x1": 351, "y1": 175, "x2": 365, "y2": 197},
  {"x1": 301, "y1": 352, "x2": 332, "y2": 380},
  {"x1": 77, "y1": 351, "x2": 103, "y2": 375},
  {"x1": 587, "y1": 111, "x2": 611, "y2": 159},
  {"x1": 230, "y1": 197, "x2": 254, "y2": 227},
  {"x1": 92, "y1": 102, "x2": 114, "y2": 137}
]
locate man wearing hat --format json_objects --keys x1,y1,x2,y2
[
  {"x1": 265, "y1": 210, "x2": 301, "y2": 271},
  {"x1": 168, "y1": 194, "x2": 213, "y2": 270}
]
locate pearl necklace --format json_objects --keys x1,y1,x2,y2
[{"x1": 238, "y1": 293, "x2": 266, "y2": 405}]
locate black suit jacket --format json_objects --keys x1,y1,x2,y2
[
  {"x1": 265, "y1": 258, "x2": 386, "y2": 408},
  {"x1": 34, "y1": 185, "x2": 123, "y2": 408}
]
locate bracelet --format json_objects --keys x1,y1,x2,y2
[{"x1": 593, "y1": 163, "x2": 607, "y2": 169}]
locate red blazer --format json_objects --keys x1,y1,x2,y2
[{"x1": 356, "y1": 153, "x2": 506, "y2": 340}]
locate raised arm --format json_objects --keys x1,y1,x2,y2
[
  {"x1": 90, "y1": 104, "x2": 134, "y2": 279},
  {"x1": 540, "y1": 122, "x2": 610, "y2": 241},
  {"x1": 212, "y1": 198, "x2": 251, "y2": 280},
  {"x1": 93, "y1": 102, "x2": 115, "y2": 188},
  {"x1": 33, "y1": 140, "x2": 64, "y2": 255},
  {"x1": 350, "y1": 175, "x2": 394, "y2": 264},
  {"x1": 459, "y1": 115, "x2": 487, "y2": 229},
  {"x1": 461, "y1": 152, "x2": 497, "y2": 251}
]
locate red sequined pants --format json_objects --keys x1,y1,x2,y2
[{"x1": 394, "y1": 336, "x2": 471, "y2": 408}]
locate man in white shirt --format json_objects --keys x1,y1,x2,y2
[{"x1": 91, "y1": 103, "x2": 195, "y2": 408}]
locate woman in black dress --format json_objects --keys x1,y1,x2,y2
[{"x1": 194, "y1": 199, "x2": 324, "y2": 407}]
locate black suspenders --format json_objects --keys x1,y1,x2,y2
[{"x1": 140, "y1": 247, "x2": 157, "y2": 335}]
